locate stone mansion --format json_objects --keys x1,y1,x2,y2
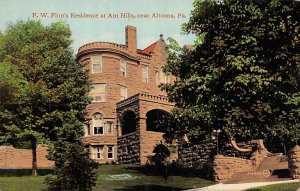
[{"x1": 76, "y1": 26, "x2": 174, "y2": 164}]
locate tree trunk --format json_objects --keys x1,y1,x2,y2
[{"x1": 31, "y1": 138, "x2": 38, "y2": 176}]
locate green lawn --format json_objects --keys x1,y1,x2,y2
[
  {"x1": 0, "y1": 165, "x2": 214, "y2": 191},
  {"x1": 0, "y1": 176, "x2": 46, "y2": 191},
  {"x1": 246, "y1": 182, "x2": 300, "y2": 191}
]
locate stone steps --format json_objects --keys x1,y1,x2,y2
[
  {"x1": 224, "y1": 154, "x2": 290, "y2": 184},
  {"x1": 225, "y1": 169, "x2": 291, "y2": 184},
  {"x1": 256, "y1": 154, "x2": 288, "y2": 171}
]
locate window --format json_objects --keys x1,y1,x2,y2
[
  {"x1": 120, "y1": 86, "x2": 127, "y2": 100},
  {"x1": 160, "y1": 68, "x2": 168, "y2": 84},
  {"x1": 93, "y1": 113, "x2": 104, "y2": 135},
  {"x1": 90, "y1": 84, "x2": 106, "y2": 102},
  {"x1": 155, "y1": 70, "x2": 160, "y2": 85},
  {"x1": 93, "y1": 146, "x2": 104, "y2": 159},
  {"x1": 106, "y1": 122, "x2": 114, "y2": 135},
  {"x1": 94, "y1": 126, "x2": 103, "y2": 135},
  {"x1": 120, "y1": 59, "x2": 127, "y2": 77},
  {"x1": 141, "y1": 65, "x2": 149, "y2": 83},
  {"x1": 107, "y1": 146, "x2": 114, "y2": 159},
  {"x1": 84, "y1": 123, "x2": 90, "y2": 136},
  {"x1": 91, "y1": 55, "x2": 102, "y2": 74}
]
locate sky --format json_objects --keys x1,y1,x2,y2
[{"x1": 0, "y1": 0, "x2": 196, "y2": 52}]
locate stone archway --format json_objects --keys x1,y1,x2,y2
[
  {"x1": 121, "y1": 110, "x2": 137, "y2": 136},
  {"x1": 146, "y1": 109, "x2": 171, "y2": 132}
]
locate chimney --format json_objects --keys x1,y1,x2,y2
[{"x1": 125, "y1": 26, "x2": 137, "y2": 55}]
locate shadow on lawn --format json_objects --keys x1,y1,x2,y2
[
  {"x1": 124, "y1": 165, "x2": 212, "y2": 179},
  {"x1": 113, "y1": 184, "x2": 184, "y2": 191}
]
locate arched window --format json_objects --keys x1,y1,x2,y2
[
  {"x1": 93, "y1": 113, "x2": 104, "y2": 135},
  {"x1": 146, "y1": 109, "x2": 170, "y2": 132},
  {"x1": 121, "y1": 111, "x2": 136, "y2": 135}
]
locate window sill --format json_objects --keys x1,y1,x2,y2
[{"x1": 84, "y1": 134, "x2": 115, "y2": 137}]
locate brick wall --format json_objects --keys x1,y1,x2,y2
[{"x1": 0, "y1": 144, "x2": 53, "y2": 168}]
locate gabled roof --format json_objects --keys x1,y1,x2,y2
[{"x1": 140, "y1": 41, "x2": 158, "y2": 55}]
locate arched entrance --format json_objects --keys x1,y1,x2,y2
[
  {"x1": 121, "y1": 110, "x2": 137, "y2": 135},
  {"x1": 146, "y1": 109, "x2": 170, "y2": 132}
]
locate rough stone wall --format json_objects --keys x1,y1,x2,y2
[
  {"x1": 117, "y1": 132, "x2": 140, "y2": 164},
  {"x1": 288, "y1": 145, "x2": 300, "y2": 179},
  {"x1": 221, "y1": 141, "x2": 256, "y2": 159},
  {"x1": 117, "y1": 98, "x2": 141, "y2": 164},
  {"x1": 213, "y1": 155, "x2": 253, "y2": 182},
  {"x1": 178, "y1": 142, "x2": 216, "y2": 170},
  {"x1": 0, "y1": 144, "x2": 53, "y2": 168}
]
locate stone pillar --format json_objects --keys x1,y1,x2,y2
[{"x1": 288, "y1": 145, "x2": 300, "y2": 179}]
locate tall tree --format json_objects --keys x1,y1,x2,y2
[
  {"x1": 0, "y1": 20, "x2": 97, "y2": 188},
  {"x1": 162, "y1": 0, "x2": 300, "y2": 152},
  {"x1": 0, "y1": 62, "x2": 28, "y2": 146}
]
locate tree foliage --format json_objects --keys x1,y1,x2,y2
[
  {"x1": 0, "y1": 62, "x2": 28, "y2": 145},
  {"x1": 0, "y1": 20, "x2": 97, "y2": 190},
  {"x1": 162, "y1": 0, "x2": 300, "y2": 151}
]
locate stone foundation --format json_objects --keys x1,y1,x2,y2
[
  {"x1": 117, "y1": 132, "x2": 141, "y2": 164},
  {"x1": 0, "y1": 144, "x2": 53, "y2": 168},
  {"x1": 288, "y1": 145, "x2": 300, "y2": 179}
]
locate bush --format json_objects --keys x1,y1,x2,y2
[{"x1": 0, "y1": 168, "x2": 54, "y2": 176}]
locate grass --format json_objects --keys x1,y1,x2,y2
[
  {"x1": 246, "y1": 182, "x2": 300, "y2": 191},
  {"x1": 0, "y1": 165, "x2": 214, "y2": 191},
  {"x1": 0, "y1": 176, "x2": 46, "y2": 191}
]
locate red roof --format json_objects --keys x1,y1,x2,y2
[{"x1": 140, "y1": 41, "x2": 157, "y2": 55}]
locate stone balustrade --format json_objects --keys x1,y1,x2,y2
[
  {"x1": 117, "y1": 93, "x2": 172, "y2": 109},
  {"x1": 139, "y1": 93, "x2": 171, "y2": 104},
  {"x1": 77, "y1": 41, "x2": 152, "y2": 60},
  {"x1": 78, "y1": 42, "x2": 127, "y2": 52}
]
